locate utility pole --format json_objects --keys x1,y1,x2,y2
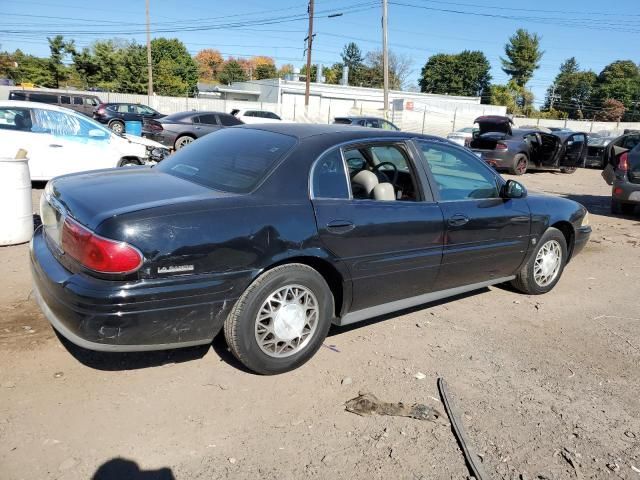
[
  {"x1": 382, "y1": 0, "x2": 389, "y2": 118},
  {"x1": 304, "y1": 0, "x2": 314, "y2": 108},
  {"x1": 549, "y1": 83, "x2": 559, "y2": 110},
  {"x1": 145, "y1": 0, "x2": 153, "y2": 96}
]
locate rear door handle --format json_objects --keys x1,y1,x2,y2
[
  {"x1": 326, "y1": 220, "x2": 355, "y2": 234},
  {"x1": 49, "y1": 144, "x2": 63, "y2": 148},
  {"x1": 448, "y1": 214, "x2": 469, "y2": 227}
]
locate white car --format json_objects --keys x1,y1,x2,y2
[
  {"x1": 446, "y1": 127, "x2": 476, "y2": 146},
  {"x1": 231, "y1": 108, "x2": 282, "y2": 124},
  {"x1": 0, "y1": 101, "x2": 170, "y2": 181}
]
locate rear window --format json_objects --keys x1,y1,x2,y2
[
  {"x1": 333, "y1": 118, "x2": 351, "y2": 125},
  {"x1": 219, "y1": 114, "x2": 243, "y2": 126},
  {"x1": 157, "y1": 128, "x2": 297, "y2": 193}
]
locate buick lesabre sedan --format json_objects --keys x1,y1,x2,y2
[{"x1": 31, "y1": 124, "x2": 591, "y2": 374}]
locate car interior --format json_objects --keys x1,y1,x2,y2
[
  {"x1": 525, "y1": 132, "x2": 561, "y2": 164},
  {"x1": 343, "y1": 144, "x2": 419, "y2": 201}
]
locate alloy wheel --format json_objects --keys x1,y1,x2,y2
[
  {"x1": 175, "y1": 136, "x2": 194, "y2": 149},
  {"x1": 516, "y1": 157, "x2": 527, "y2": 174},
  {"x1": 533, "y1": 240, "x2": 562, "y2": 287},
  {"x1": 110, "y1": 122, "x2": 124, "y2": 134},
  {"x1": 254, "y1": 285, "x2": 319, "y2": 358}
]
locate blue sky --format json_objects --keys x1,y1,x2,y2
[{"x1": 2, "y1": 0, "x2": 639, "y2": 105}]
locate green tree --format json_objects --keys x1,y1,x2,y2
[
  {"x1": 47, "y1": 35, "x2": 75, "y2": 88},
  {"x1": 11, "y1": 50, "x2": 52, "y2": 86},
  {"x1": 150, "y1": 38, "x2": 198, "y2": 95},
  {"x1": 218, "y1": 60, "x2": 248, "y2": 85},
  {"x1": 486, "y1": 80, "x2": 534, "y2": 115},
  {"x1": 340, "y1": 42, "x2": 364, "y2": 85},
  {"x1": 419, "y1": 50, "x2": 491, "y2": 97},
  {"x1": 593, "y1": 60, "x2": 640, "y2": 120},
  {"x1": 361, "y1": 50, "x2": 411, "y2": 89},
  {"x1": 323, "y1": 63, "x2": 343, "y2": 84},
  {"x1": 118, "y1": 43, "x2": 148, "y2": 94},
  {"x1": 255, "y1": 63, "x2": 277, "y2": 80},
  {"x1": 501, "y1": 29, "x2": 543, "y2": 87},
  {"x1": 544, "y1": 58, "x2": 597, "y2": 119}
]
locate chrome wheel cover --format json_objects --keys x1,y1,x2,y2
[
  {"x1": 111, "y1": 122, "x2": 124, "y2": 133},
  {"x1": 254, "y1": 285, "x2": 319, "y2": 358},
  {"x1": 176, "y1": 137, "x2": 193, "y2": 149},
  {"x1": 534, "y1": 240, "x2": 562, "y2": 287}
]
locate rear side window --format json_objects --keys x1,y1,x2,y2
[
  {"x1": 0, "y1": 107, "x2": 32, "y2": 131},
  {"x1": 73, "y1": 97, "x2": 83, "y2": 105},
  {"x1": 9, "y1": 91, "x2": 26, "y2": 100},
  {"x1": 333, "y1": 118, "x2": 351, "y2": 125},
  {"x1": 244, "y1": 111, "x2": 257, "y2": 117},
  {"x1": 60, "y1": 96, "x2": 71, "y2": 105},
  {"x1": 30, "y1": 93, "x2": 58, "y2": 104},
  {"x1": 219, "y1": 114, "x2": 243, "y2": 126},
  {"x1": 197, "y1": 114, "x2": 218, "y2": 125},
  {"x1": 157, "y1": 128, "x2": 296, "y2": 193},
  {"x1": 311, "y1": 149, "x2": 349, "y2": 199}
]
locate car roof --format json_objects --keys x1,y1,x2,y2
[
  {"x1": 9, "y1": 89, "x2": 98, "y2": 97},
  {"x1": 335, "y1": 116, "x2": 388, "y2": 121},
  {"x1": 237, "y1": 122, "x2": 434, "y2": 141}
]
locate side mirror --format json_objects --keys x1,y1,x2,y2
[{"x1": 501, "y1": 179, "x2": 527, "y2": 199}]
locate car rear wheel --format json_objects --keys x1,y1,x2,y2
[
  {"x1": 174, "y1": 135, "x2": 195, "y2": 150},
  {"x1": 510, "y1": 154, "x2": 528, "y2": 175},
  {"x1": 109, "y1": 121, "x2": 124, "y2": 134},
  {"x1": 511, "y1": 227, "x2": 567, "y2": 295},
  {"x1": 224, "y1": 264, "x2": 334, "y2": 375}
]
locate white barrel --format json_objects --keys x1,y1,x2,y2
[{"x1": 0, "y1": 157, "x2": 33, "y2": 246}]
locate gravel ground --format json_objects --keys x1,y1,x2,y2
[{"x1": 0, "y1": 168, "x2": 638, "y2": 480}]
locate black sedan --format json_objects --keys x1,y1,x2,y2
[
  {"x1": 31, "y1": 125, "x2": 591, "y2": 374},
  {"x1": 470, "y1": 116, "x2": 587, "y2": 175},
  {"x1": 142, "y1": 110, "x2": 243, "y2": 150}
]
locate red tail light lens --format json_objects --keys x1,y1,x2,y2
[
  {"x1": 61, "y1": 218, "x2": 143, "y2": 274},
  {"x1": 496, "y1": 142, "x2": 508, "y2": 150},
  {"x1": 147, "y1": 122, "x2": 163, "y2": 132},
  {"x1": 618, "y1": 152, "x2": 629, "y2": 172}
]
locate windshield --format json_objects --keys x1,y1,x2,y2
[{"x1": 157, "y1": 128, "x2": 296, "y2": 193}]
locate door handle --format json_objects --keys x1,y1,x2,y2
[
  {"x1": 49, "y1": 144, "x2": 63, "y2": 148},
  {"x1": 326, "y1": 220, "x2": 355, "y2": 234},
  {"x1": 448, "y1": 214, "x2": 469, "y2": 227}
]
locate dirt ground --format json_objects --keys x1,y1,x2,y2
[{"x1": 1, "y1": 169, "x2": 639, "y2": 480}]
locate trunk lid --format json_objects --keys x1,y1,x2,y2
[
  {"x1": 474, "y1": 115, "x2": 513, "y2": 136},
  {"x1": 46, "y1": 168, "x2": 230, "y2": 231}
]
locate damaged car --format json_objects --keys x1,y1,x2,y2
[
  {"x1": 469, "y1": 115, "x2": 587, "y2": 175},
  {"x1": 31, "y1": 124, "x2": 591, "y2": 374},
  {"x1": 0, "y1": 101, "x2": 169, "y2": 180}
]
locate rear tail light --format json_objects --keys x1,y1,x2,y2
[
  {"x1": 618, "y1": 152, "x2": 629, "y2": 172},
  {"x1": 496, "y1": 142, "x2": 508, "y2": 150},
  {"x1": 61, "y1": 217, "x2": 142, "y2": 274},
  {"x1": 95, "y1": 104, "x2": 106, "y2": 115}
]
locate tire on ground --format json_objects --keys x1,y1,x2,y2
[
  {"x1": 224, "y1": 263, "x2": 334, "y2": 375},
  {"x1": 109, "y1": 120, "x2": 124, "y2": 133},
  {"x1": 174, "y1": 135, "x2": 195, "y2": 150},
  {"x1": 511, "y1": 227, "x2": 568, "y2": 295},
  {"x1": 510, "y1": 154, "x2": 528, "y2": 175}
]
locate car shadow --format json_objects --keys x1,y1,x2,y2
[
  {"x1": 55, "y1": 329, "x2": 210, "y2": 372},
  {"x1": 92, "y1": 458, "x2": 174, "y2": 480},
  {"x1": 327, "y1": 287, "x2": 488, "y2": 337},
  {"x1": 558, "y1": 193, "x2": 639, "y2": 218}
]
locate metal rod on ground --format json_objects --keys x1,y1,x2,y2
[
  {"x1": 304, "y1": 0, "x2": 314, "y2": 108},
  {"x1": 145, "y1": 0, "x2": 153, "y2": 96},
  {"x1": 437, "y1": 378, "x2": 488, "y2": 480},
  {"x1": 382, "y1": 0, "x2": 389, "y2": 119}
]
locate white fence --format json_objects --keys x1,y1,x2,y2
[{"x1": 2, "y1": 85, "x2": 638, "y2": 137}]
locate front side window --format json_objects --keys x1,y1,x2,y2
[
  {"x1": 85, "y1": 97, "x2": 99, "y2": 106},
  {"x1": 31, "y1": 108, "x2": 110, "y2": 140},
  {"x1": 381, "y1": 120, "x2": 397, "y2": 131},
  {"x1": 311, "y1": 149, "x2": 349, "y2": 199},
  {"x1": 31, "y1": 93, "x2": 58, "y2": 104},
  {"x1": 73, "y1": 97, "x2": 83, "y2": 105},
  {"x1": 418, "y1": 141, "x2": 499, "y2": 201},
  {"x1": 157, "y1": 128, "x2": 297, "y2": 193},
  {"x1": 219, "y1": 114, "x2": 243, "y2": 126},
  {"x1": 136, "y1": 105, "x2": 156, "y2": 115}
]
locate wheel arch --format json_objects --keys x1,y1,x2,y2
[
  {"x1": 118, "y1": 156, "x2": 142, "y2": 167},
  {"x1": 263, "y1": 256, "x2": 346, "y2": 319},
  {"x1": 108, "y1": 119, "x2": 124, "y2": 127},
  {"x1": 550, "y1": 220, "x2": 575, "y2": 261}
]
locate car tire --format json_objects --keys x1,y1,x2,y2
[
  {"x1": 174, "y1": 135, "x2": 195, "y2": 150},
  {"x1": 612, "y1": 199, "x2": 635, "y2": 215},
  {"x1": 118, "y1": 158, "x2": 141, "y2": 167},
  {"x1": 560, "y1": 167, "x2": 577, "y2": 174},
  {"x1": 109, "y1": 121, "x2": 124, "y2": 134},
  {"x1": 224, "y1": 264, "x2": 334, "y2": 375},
  {"x1": 511, "y1": 227, "x2": 568, "y2": 295},
  {"x1": 510, "y1": 154, "x2": 528, "y2": 175}
]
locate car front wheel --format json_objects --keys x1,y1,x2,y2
[
  {"x1": 109, "y1": 121, "x2": 124, "y2": 134},
  {"x1": 224, "y1": 264, "x2": 334, "y2": 375},
  {"x1": 511, "y1": 227, "x2": 568, "y2": 295}
]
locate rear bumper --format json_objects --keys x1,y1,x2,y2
[
  {"x1": 612, "y1": 178, "x2": 640, "y2": 204},
  {"x1": 572, "y1": 225, "x2": 591, "y2": 258},
  {"x1": 142, "y1": 132, "x2": 175, "y2": 148},
  {"x1": 30, "y1": 227, "x2": 248, "y2": 352},
  {"x1": 472, "y1": 150, "x2": 513, "y2": 170}
]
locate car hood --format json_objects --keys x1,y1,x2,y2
[
  {"x1": 49, "y1": 167, "x2": 230, "y2": 230},
  {"x1": 118, "y1": 133, "x2": 167, "y2": 149}
]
